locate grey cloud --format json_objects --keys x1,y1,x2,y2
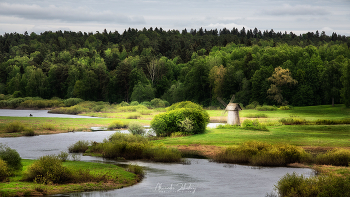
[
  {"x1": 0, "y1": 3, "x2": 145, "y2": 24},
  {"x1": 261, "y1": 4, "x2": 330, "y2": 16}
]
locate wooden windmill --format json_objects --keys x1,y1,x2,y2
[{"x1": 217, "y1": 95, "x2": 242, "y2": 125}]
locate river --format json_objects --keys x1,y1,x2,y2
[{"x1": 0, "y1": 110, "x2": 314, "y2": 196}]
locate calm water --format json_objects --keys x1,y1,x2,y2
[
  {"x1": 0, "y1": 109, "x2": 98, "y2": 118},
  {"x1": 0, "y1": 110, "x2": 314, "y2": 196}
]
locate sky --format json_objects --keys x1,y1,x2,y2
[{"x1": 0, "y1": 0, "x2": 349, "y2": 36}]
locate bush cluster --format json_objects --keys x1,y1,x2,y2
[
  {"x1": 256, "y1": 105, "x2": 277, "y2": 111},
  {"x1": 83, "y1": 133, "x2": 182, "y2": 162},
  {"x1": 241, "y1": 119, "x2": 268, "y2": 131},
  {"x1": 276, "y1": 172, "x2": 350, "y2": 197},
  {"x1": 63, "y1": 98, "x2": 84, "y2": 107},
  {"x1": 151, "y1": 101, "x2": 209, "y2": 137},
  {"x1": 0, "y1": 159, "x2": 10, "y2": 181},
  {"x1": 245, "y1": 101, "x2": 259, "y2": 109},
  {"x1": 245, "y1": 113, "x2": 268, "y2": 118},
  {"x1": 128, "y1": 122, "x2": 145, "y2": 135},
  {"x1": 0, "y1": 144, "x2": 22, "y2": 171},
  {"x1": 151, "y1": 107, "x2": 209, "y2": 136},
  {"x1": 107, "y1": 120, "x2": 128, "y2": 130},
  {"x1": 214, "y1": 141, "x2": 310, "y2": 166},
  {"x1": 315, "y1": 148, "x2": 350, "y2": 166},
  {"x1": 68, "y1": 140, "x2": 90, "y2": 153}
]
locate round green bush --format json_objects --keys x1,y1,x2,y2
[
  {"x1": 128, "y1": 122, "x2": 145, "y2": 135},
  {"x1": 151, "y1": 107, "x2": 210, "y2": 136},
  {"x1": 166, "y1": 101, "x2": 204, "y2": 111},
  {"x1": 23, "y1": 155, "x2": 72, "y2": 184},
  {"x1": 63, "y1": 98, "x2": 84, "y2": 107},
  {"x1": 0, "y1": 144, "x2": 22, "y2": 171}
]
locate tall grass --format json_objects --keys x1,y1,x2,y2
[
  {"x1": 245, "y1": 113, "x2": 268, "y2": 118},
  {"x1": 86, "y1": 133, "x2": 182, "y2": 163},
  {"x1": 315, "y1": 148, "x2": 350, "y2": 166},
  {"x1": 275, "y1": 172, "x2": 350, "y2": 197},
  {"x1": 68, "y1": 140, "x2": 90, "y2": 153},
  {"x1": 241, "y1": 119, "x2": 268, "y2": 131},
  {"x1": 128, "y1": 122, "x2": 145, "y2": 135},
  {"x1": 0, "y1": 159, "x2": 10, "y2": 181},
  {"x1": 107, "y1": 120, "x2": 128, "y2": 130},
  {"x1": 214, "y1": 141, "x2": 310, "y2": 166}
]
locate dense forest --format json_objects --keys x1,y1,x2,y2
[{"x1": 0, "y1": 27, "x2": 350, "y2": 107}]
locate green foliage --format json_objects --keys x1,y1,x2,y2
[
  {"x1": 68, "y1": 140, "x2": 90, "y2": 153},
  {"x1": 279, "y1": 118, "x2": 308, "y2": 125},
  {"x1": 126, "y1": 164, "x2": 145, "y2": 178},
  {"x1": 107, "y1": 120, "x2": 127, "y2": 130},
  {"x1": 150, "y1": 98, "x2": 166, "y2": 108},
  {"x1": 0, "y1": 144, "x2": 22, "y2": 171},
  {"x1": 126, "y1": 114, "x2": 141, "y2": 119},
  {"x1": 276, "y1": 172, "x2": 350, "y2": 197},
  {"x1": 151, "y1": 107, "x2": 210, "y2": 136},
  {"x1": 245, "y1": 101, "x2": 259, "y2": 109},
  {"x1": 131, "y1": 83, "x2": 155, "y2": 103},
  {"x1": 23, "y1": 155, "x2": 72, "y2": 184},
  {"x1": 245, "y1": 113, "x2": 268, "y2": 118},
  {"x1": 167, "y1": 101, "x2": 204, "y2": 111},
  {"x1": 41, "y1": 123, "x2": 56, "y2": 130},
  {"x1": 5, "y1": 121, "x2": 26, "y2": 133},
  {"x1": 279, "y1": 105, "x2": 292, "y2": 110},
  {"x1": 316, "y1": 148, "x2": 350, "y2": 166},
  {"x1": 57, "y1": 151, "x2": 69, "y2": 162},
  {"x1": 128, "y1": 122, "x2": 145, "y2": 135},
  {"x1": 256, "y1": 105, "x2": 277, "y2": 111},
  {"x1": 0, "y1": 159, "x2": 10, "y2": 181},
  {"x1": 241, "y1": 119, "x2": 268, "y2": 131},
  {"x1": 64, "y1": 98, "x2": 84, "y2": 107},
  {"x1": 214, "y1": 141, "x2": 310, "y2": 166},
  {"x1": 120, "y1": 101, "x2": 129, "y2": 106},
  {"x1": 130, "y1": 101, "x2": 139, "y2": 106},
  {"x1": 23, "y1": 128, "x2": 35, "y2": 136},
  {"x1": 143, "y1": 147, "x2": 182, "y2": 162}
]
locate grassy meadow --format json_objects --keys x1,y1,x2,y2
[{"x1": 0, "y1": 159, "x2": 138, "y2": 197}]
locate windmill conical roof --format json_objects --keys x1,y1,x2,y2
[{"x1": 225, "y1": 103, "x2": 242, "y2": 111}]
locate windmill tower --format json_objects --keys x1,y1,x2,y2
[{"x1": 217, "y1": 95, "x2": 242, "y2": 125}]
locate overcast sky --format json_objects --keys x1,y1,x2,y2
[{"x1": 0, "y1": 0, "x2": 349, "y2": 36}]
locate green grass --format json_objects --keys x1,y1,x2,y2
[
  {"x1": 154, "y1": 125, "x2": 350, "y2": 147},
  {"x1": 0, "y1": 159, "x2": 138, "y2": 197},
  {"x1": 0, "y1": 117, "x2": 150, "y2": 137}
]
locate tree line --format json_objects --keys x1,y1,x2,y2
[{"x1": 0, "y1": 27, "x2": 349, "y2": 107}]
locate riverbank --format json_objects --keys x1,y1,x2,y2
[{"x1": 0, "y1": 159, "x2": 140, "y2": 197}]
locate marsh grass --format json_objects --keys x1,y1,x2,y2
[
  {"x1": 68, "y1": 141, "x2": 90, "y2": 153},
  {"x1": 0, "y1": 159, "x2": 10, "y2": 181},
  {"x1": 245, "y1": 113, "x2": 268, "y2": 118},
  {"x1": 107, "y1": 120, "x2": 127, "y2": 130},
  {"x1": 315, "y1": 148, "x2": 350, "y2": 166},
  {"x1": 41, "y1": 123, "x2": 56, "y2": 130},
  {"x1": 143, "y1": 147, "x2": 182, "y2": 162},
  {"x1": 256, "y1": 105, "x2": 277, "y2": 111},
  {"x1": 126, "y1": 164, "x2": 145, "y2": 178},
  {"x1": 214, "y1": 141, "x2": 310, "y2": 166},
  {"x1": 128, "y1": 122, "x2": 145, "y2": 135},
  {"x1": 242, "y1": 119, "x2": 268, "y2": 131},
  {"x1": 126, "y1": 113, "x2": 141, "y2": 119},
  {"x1": 275, "y1": 172, "x2": 350, "y2": 197},
  {"x1": 5, "y1": 121, "x2": 26, "y2": 133},
  {"x1": 23, "y1": 128, "x2": 35, "y2": 136}
]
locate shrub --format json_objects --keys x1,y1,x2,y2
[
  {"x1": 23, "y1": 128, "x2": 35, "y2": 136},
  {"x1": 151, "y1": 108, "x2": 210, "y2": 136},
  {"x1": 23, "y1": 155, "x2": 72, "y2": 184},
  {"x1": 5, "y1": 121, "x2": 26, "y2": 133},
  {"x1": 143, "y1": 147, "x2": 182, "y2": 162},
  {"x1": 108, "y1": 132, "x2": 149, "y2": 143},
  {"x1": 57, "y1": 151, "x2": 69, "y2": 162},
  {"x1": 316, "y1": 148, "x2": 350, "y2": 166},
  {"x1": 101, "y1": 141, "x2": 149, "y2": 159},
  {"x1": 245, "y1": 101, "x2": 259, "y2": 109},
  {"x1": 0, "y1": 159, "x2": 10, "y2": 181},
  {"x1": 256, "y1": 105, "x2": 277, "y2": 111},
  {"x1": 279, "y1": 118, "x2": 308, "y2": 125},
  {"x1": 140, "y1": 101, "x2": 152, "y2": 108},
  {"x1": 138, "y1": 109, "x2": 152, "y2": 115},
  {"x1": 68, "y1": 140, "x2": 90, "y2": 153},
  {"x1": 128, "y1": 122, "x2": 145, "y2": 135},
  {"x1": 120, "y1": 101, "x2": 129, "y2": 106},
  {"x1": 126, "y1": 164, "x2": 145, "y2": 178},
  {"x1": 126, "y1": 114, "x2": 141, "y2": 119},
  {"x1": 107, "y1": 120, "x2": 127, "y2": 130},
  {"x1": 41, "y1": 123, "x2": 56, "y2": 130},
  {"x1": 214, "y1": 141, "x2": 310, "y2": 166},
  {"x1": 245, "y1": 113, "x2": 268, "y2": 118},
  {"x1": 279, "y1": 105, "x2": 292, "y2": 110},
  {"x1": 241, "y1": 119, "x2": 268, "y2": 131},
  {"x1": 150, "y1": 98, "x2": 166, "y2": 108},
  {"x1": 130, "y1": 101, "x2": 139, "y2": 106},
  {"x1": 64, "y1": 98, "x2": 84, "y2": 107},
  {"x1": 166, "y1": 101, "x2": 204, "y2": 111},
  {"x1": 276, "y1": 173, "x2": 350, "y2": 197},
  {"x1": 0, "y1": 144, "x2": 22, "y2": 171}
]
